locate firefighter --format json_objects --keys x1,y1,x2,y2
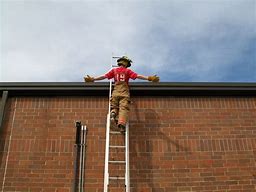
[{"x1": 84, "y1": 56, "x2": 159, "y2": 133}]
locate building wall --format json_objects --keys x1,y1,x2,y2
[{"x1": 0, "y1": 96, "x2": 255, "y2": 192}]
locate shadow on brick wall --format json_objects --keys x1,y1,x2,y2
[{"x1": 131, "y1": 101, "x2": 191, "y2": 192}]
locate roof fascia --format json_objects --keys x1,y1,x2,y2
[{"x1": 0, "y1": 82, "x2": 256, "y2": 96}]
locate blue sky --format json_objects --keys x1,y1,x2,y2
[{"x1": 1, "y1": 0, "x2": 255, "y2": 82}]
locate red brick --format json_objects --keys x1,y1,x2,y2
[{"x1": 0, "y1": 96, "x2": 255, "y2": 191}]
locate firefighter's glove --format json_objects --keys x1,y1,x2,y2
[
  {"x1": 84, "y1": 75, "x2": 94, "y2": 82},
  {"x1": 148, "y1": 75, "x2": 159, "y2": 83}
]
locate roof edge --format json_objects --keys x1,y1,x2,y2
[{"x1": 1, "y1": 82, "x2": 256, "y2": 96}]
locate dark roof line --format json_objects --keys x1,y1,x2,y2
[{"x1": 1, "y1": 82, "x2": 256, "y2": 96}]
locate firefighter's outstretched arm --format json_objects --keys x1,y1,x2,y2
[
  {"x1": 137, "y1": 74, "x2": 160, "y2": 82},
  {"x1": 84, "y1": 75, "x2": 106, "y2": 82}
]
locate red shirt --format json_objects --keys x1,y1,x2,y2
[{"x1": 104, "y1": 67, "x2": 138, "y2": 83}]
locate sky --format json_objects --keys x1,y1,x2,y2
[{"x1": 0, "y1": 0, "x2": 255, "y2": 82}]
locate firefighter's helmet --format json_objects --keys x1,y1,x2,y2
[{"x1": 117, "y1": 56, "x2": 132, "y2": 67}]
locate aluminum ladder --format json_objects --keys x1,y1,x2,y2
[{"x1": 104, "y1": 58, "x2": 130, "y2": 192}]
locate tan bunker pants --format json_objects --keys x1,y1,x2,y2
[{"x1": 110, "y1": 83, "x2": 130, "y2": 126}]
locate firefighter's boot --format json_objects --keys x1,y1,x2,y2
[
  {"x1": 110, "y1": 112, "x2": 118, "y2": 130},
  {"x1": 110, "y1": 112, "x2": 117, "y2": 122},
  {"x1": 118, "y1": 124, "x2": 126, "y2": 134}
]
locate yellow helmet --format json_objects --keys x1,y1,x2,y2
[{"x1": 117, "y1": 56, "x2": 132, "y2": 67}]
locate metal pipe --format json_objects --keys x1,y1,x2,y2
[
  {"x1": 73, "y1": 121, "x2": 82, "y2": 192},
  {"x1": 80, "y1": 125, "x2": 87, "y2": 192},
  {"x1": 0, "y1": 91, "x2": 8, "y2": 133},
  {"x1": 76, "y1": 122, "x2": 82, "y2": 145},
  {"x1": 80, "y1": 125, "x2": 83, "y2": 192},
  {"x1": 78, "y1": 123, "x2": 82, "y2": 192}
]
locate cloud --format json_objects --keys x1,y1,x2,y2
[
  {"x1": 131, "y1": 0, "x2": 256, "y2": 81},
  {"x1": 1, "y1": 0, "x2": 255, "y2": 82}
]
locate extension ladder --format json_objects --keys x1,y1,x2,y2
[{"x1": 104, "y1": 58, "x2": 130, "y2": 192}]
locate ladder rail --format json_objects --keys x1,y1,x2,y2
[
  {"x1": 125, "y1": 123, "x2": 130, "y2": 192},
  {"x1": 104, "y1": 56, "x2": 114, "y2": 192},
  {"x1": 103, "y1": 113, "x2": 110, "y2": 191}
]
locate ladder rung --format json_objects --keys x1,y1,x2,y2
[
  {"x1": 109, "y1": 176, "x2": 125, "y2": 180},
  {"x1": 109, "y1": 160, "x2": 125, "y2": 164},
  {"x1": 110, "y1": 131, "x2": 122, "y2": 134},
  {"x1": 112, "y1": 56, "x2": 121, "y2": 59},
  {"x1": 109, "y1": 145, "x2": 125, "y2": 148}
]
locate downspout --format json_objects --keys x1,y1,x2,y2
[{"x1": 0, "y1": 91, "x2": 8, "y2": 133}]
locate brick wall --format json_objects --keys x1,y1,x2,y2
[{"x1": 0, "y1": 96, "x2": 255, "y2": 192}]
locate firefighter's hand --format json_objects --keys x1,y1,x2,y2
[
  {"x1": 148, "y1": 75, "x2": 159, "y2": 83},
  {"x1": 84, "y1": 75, "x2": 94, "y2": 82}
]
